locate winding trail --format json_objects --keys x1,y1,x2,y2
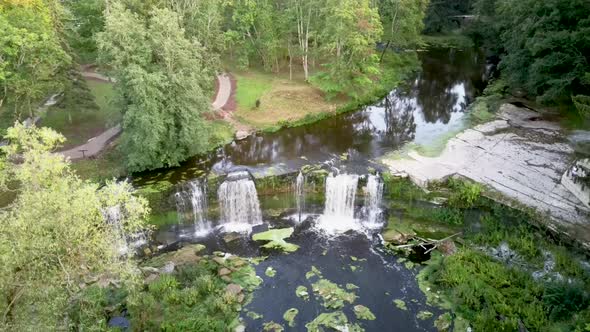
[{"x1": 59, "y1": 72, "x2": 233, "y2": 160}]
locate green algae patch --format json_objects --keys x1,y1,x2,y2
[
  {"x1": 393, "y1": 299, "x2": 407, "y2": 311},
  {"x1": 346, "y1": 283, "x2": 359, "y2": 290},
  {"x1": 295, "y1": 285, "x2": 310, "y2": 300},
  {"x1": 306, "y1": 265, "x2": 323, "y2": 279},
  {"x1": 250, "y1": 256, "x2": 268, "y2": 265},
  {"x1": 311, "y1": 279, "x2": 357, "y2": 309},
  {"x1": 252, "y1": 227, "x2": 299, "y2": 253},
  {"x1": 305, "y1": 311, "x2": 364, "y2": 332},
  {"x1": 283, "y1": 308, "x2": 299, "y2": 327},
  {"x1": 263, "y1": 321, "x2": 284, "y2": 332},
  {"x1": 229, "y1": 264, "x2": 262, "y2": 292},
  {"x1": 434, "y1": 313, "x2": 452, "y2": 331},
  {"x1": 354, "y1": 305, "x2": 376, "y2": 320},
  {"x1": 417, "y1": 311, "x2": 433, "y2": 320},
  {"x1": 265, "y1": 266, "x2": 277, "y2": 277},
  {"x1": 246, "y1": 310, "x2": 263, "y2": 320}
]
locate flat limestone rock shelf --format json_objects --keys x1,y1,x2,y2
[{"x1": 383, "y1": 104, "x2": 590, "y2": 249}]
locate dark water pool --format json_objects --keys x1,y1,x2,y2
[{"x1": 133, "y1": 47, "x2": 487, "y2": 186}]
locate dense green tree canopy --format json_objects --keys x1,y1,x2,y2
[
  {"x1": 310, "y1": 0, "x2": 383, "y2": 99},
  {"x1": 497, "y1": 0, "x2": 590, "y2": 103},
  {"x1": 0, "y1": 124, "x2": 149, "y2": 330},
  {"x1": 0, "y1": 0, "x2": 70, "y2": 118},
  {"x1": 470, "y1": 0, "x2": 590, "y2": 105},
  {"x1": 423, "y1": 0, "x2": 471, "y2": 34},
  {"x1": 97, "y1": 3, "x2": 214, "y2": 172}
]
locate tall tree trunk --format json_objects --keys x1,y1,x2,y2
[{"x1": 288, "y1": 41, "x2": 293, "y2": 80}]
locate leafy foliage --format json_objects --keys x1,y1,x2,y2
[
  {"x1": 423, "y1": 0, "x2": 471, "y2": 34},
  {"x1": 0, "y1": 124, "x2": 149, "y2": 331},
  {"x1": 128, "y1": 256, "x2": 259, "y2": 331},
  {"x1": 470, "y1": 0, "x2": 590, "y2": 105},
  {"x1": 447, "y1": 178, "x2": 482, "y2": 209},
  {"x1": 0, "y1": 0, "x2": 71, "y2": 118},
  {"x1": 63, "y1": 0, "x2": 105, "y2": 62},
  {"x1": 97, "y1": 3, "x2": 213, "y2": 171},
  {"x1": 310, "y1": 0, "x2": 383, "y2": 100}
]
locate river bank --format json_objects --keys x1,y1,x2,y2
[{"x1": 383, "y1": 103, "x2": 590, "y2": 250}]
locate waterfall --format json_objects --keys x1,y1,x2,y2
[
  {"x1": 103, "y1": 205, "x2": 147, "y2": 256},
  {"x1": 174, "y1": 180, "x2": 211, "y2": 236},
  {"x1": 295, "y1": 172, "x2": 305, "y2": 222},
  {"x1": 103, "y1": 205, "x2": 129, "y2": 255},
  {"x1": 324, "y1": 173, "x2": 358, "y2": 218},
  {"x1": 218, "y1": 171, "x2": 262, "y2": 231},
  {"x1": 317, "y1": 173, "x2": 360, "y2": 233},
  {"x1": 364, "y1": 174, "x2": 384, "y2": 227}
]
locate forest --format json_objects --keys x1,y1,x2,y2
[{"x1": 1, "y1": 0, "x2": 590, "y2": 331}]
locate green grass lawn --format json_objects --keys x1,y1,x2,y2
[
  {"x1": 207, "y1": 119, "x2": 235, "y2": 148},
  {"x1": 234, "y1": 71, "x2": 273, "y2": 110},
  {"x1": 70, "y1": 142, "x2": 127, "y2": 183},
  {"x1": 41, "y1": 79, "x2": 121, "y2": 149}
]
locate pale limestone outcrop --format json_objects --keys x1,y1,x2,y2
[{"x1": 383, "y1": 104, "x2": 590, "y2": 248}]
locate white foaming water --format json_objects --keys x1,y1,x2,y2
[
  {"x1": 316, "y1": 173, "x2": 362, "y2": 234},
  {"x1": 295, "y1": 172, "x2": 305, "y2": 222},
  {"x1": 174, "y1": 180, "x2": 211, "y2": 236},
  {"x1": 218, "y1": 171, "x2": 262, "y2": 232},
  {"x1": 364, "y1": 174, "x2": 384, "y2": 228},
  {"x1": 103, "y1": 205, "x2": 128, "y2": 255},
  {"x1": 103, "y1": 205, "x2": 146, "y2": 256}
]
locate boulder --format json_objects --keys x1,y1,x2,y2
[
  {"x1": 235, "y1": 130, "x2": 250, "y2": 140},
  {"x1": 145, "y1": 274, "x2": 159, "y2": 284},
  {"x1": 226, "y1": 283, "x2": 243, "y2": 296},
  {"x1": 223, "y1": 232, "x2": 242, "y2": 244},
  {"x1": 438, "y1": 240, "x2": 457, "y2": 256},
  {"x1": 218, "y1": 267, "x2": 232, "y2": 276},
  {"x1": 160, "y1": 262, "x2": 175, "y2": 274},
  {"x1": 382, "y1": 227, "x2": 416, "y2": 245}
]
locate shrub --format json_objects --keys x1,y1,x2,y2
[
  {"x1": 544, "y1": 282, "x2": 590, "y2": 321},
  {"x1": 447, "y1": 179, "x2": 482, "y2": 209}
]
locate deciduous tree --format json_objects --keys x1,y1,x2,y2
[
  {"x1": 0, "y1": 124, "x2": 149, "y2": 330},
  {"x1": 97, "y1": 3, "x2": 213, "y2": 171}
]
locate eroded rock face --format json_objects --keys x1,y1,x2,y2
[{"x1": 384, "y1": 104, "x2": 590, "y2": 249}]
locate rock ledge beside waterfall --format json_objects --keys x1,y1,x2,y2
[{"x1": 383, "y1": 104, "x2": 590, "y2": 249}]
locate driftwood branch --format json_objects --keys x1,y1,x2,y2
[{"x1": 391, "y1": 232, "x2": 462, "y2": 253}]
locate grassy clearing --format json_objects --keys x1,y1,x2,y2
[
  {"x1": 233, "y1": 70, "x2": 343, "y2": 130},
  {"x1": 70, "y1": 142, "x2": 126, "y2": 183},
  {"x1": 232, "y1": 52, "x2": 418, "y2": 132},
  {"x1": 41, "y1": 79, "x2": 120, "y2": 149},
  {"x1": 234, "y1": 71, "x2": 273, "y2": 110},
  {"x1": 207, "y1": 119, "x2": 235, "y2": 148}
]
